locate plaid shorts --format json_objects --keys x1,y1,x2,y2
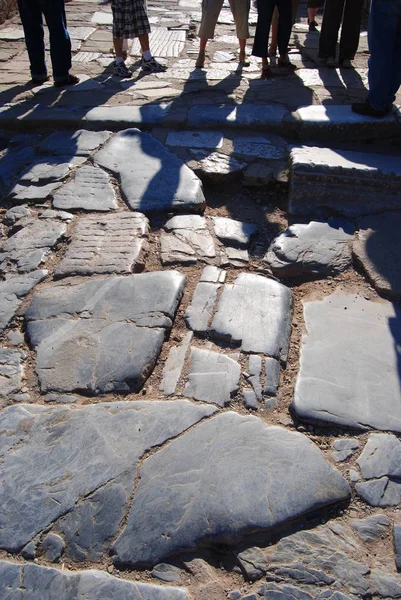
[{"x1": 111, "y1": 0, "x2": 151, "y2": 38}]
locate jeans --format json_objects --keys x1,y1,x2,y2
[
  {"x1": 17, "y1": 0, "x2": 71, "y2": 81},
  {"x1": 367, "y1": 0, "x2": 401, "y2": 111},
  {"x1": 252, "y1": 0, "x2": 292, "y2": 57},
  {"x1": 318, "y1": 0, "x2": 364, "y2": 62}
]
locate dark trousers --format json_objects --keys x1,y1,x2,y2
[
  {"x1": 252, "y1": 0, "x2": 292, "y2": 57},
  {"x1": 17, "y1": 0, "x2": 71, "y2": 80},
  {"x1": 318, "y1": 0, "x2": 364, "y2": 61}
]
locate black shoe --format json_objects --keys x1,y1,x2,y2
[
  {"x1": 308, "y1": 19, "x2": 318, "y2": 32},
  {"x1": 351, "y1": 100, "x2": 391, "y2": 118},
  {"x1": 31, "y1": 75, "x2": 49, "y2": 85},
  {"x1": 54, "y1": 74, "x2": 80, "y2": 87}
]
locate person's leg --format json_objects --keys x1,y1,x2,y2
[
  {"x1": 269, "y1": 7, "x2": 279, "y2": 58},
  {"x1": 17, "y1": 0, "x2": 47, "y2": 81},
  {"x1": 276, "y1": 0, "x2": 295, "y2": 66},
  {"x1": 197, "y1": 0, "x2": 224, "y2": 66},
  {"x1": 318, "y1": 0, "x2": 344, "y2": 60},
  {"x1": 252, "y1": 0, "x2": 276, "y2": 58},
  {"x1": 338, "y1": 0, "x2": 364, "y2": 63},
  {"x1": 40, "y1": 0, "x2": 73, "y2": 82},
  {"x1": 388, "y1": 11, "x2": 401, "y2": 106},
  {"x1": 229, "y1": 0, "x2": 250, "y2": 63}
]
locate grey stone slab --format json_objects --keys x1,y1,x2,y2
[
  {"x1": 72, "y1": 51, "x2": 102, "y2": 63},
  {"x1": 0, "y1": 560, "x2": 188, "y2": 600},
  {"x1": 131, "y1": 28, "x2": 185, "y2": 57},
  {"x1": 370, "y1": 572, "x2": 401, "y2": 598},
  {"x1": 265, "y1": 221, "x2": 353, "y2": 278},
  {"x1": 357, "y1": 434, "x2": 401, "y2": 479},
  {"x1": 40, "y1": 130, "x2": 111, "y2": 156},
  {"x1": 166, "y1": 130, "x2": 224, "y2": 149},
  {"x1": 40, "y1": 209, "x2": 74, "y2": 221},
  {"x1": 289, "y1": 147, "x2": 401, "y2": 218},
  {"x1": 0, "y1": 219, "x2": 66, "y2": 273},
  {"x1": 17, "y1": 159, "x2": 76, "y2": 185},
  {"x1": 222, "y1": 247, "x2": 250, "y2": 266},
  {"x1": 394, "y1": 524, "x2": 401, "y2": 571},
  {"x1": 7, "y1": 330, "x2": 25, "y2": 345},
  {"x1": 42, "y1": 533, "x2": 65, "y2": 562},
  {"x1": 25, "y1": 271, "x2": 185, "y2": 394},
  {"x1": 232, "y1": 136, "x2": 285, "y2": 160},
  {"x1": 0, "y1": 400, "x2": 215, "y2": 552},
  {"x1": 184, "y1": 282, "x2": 220, "y2": 333},
  {"x1": 84, "y1": 104, "x2": 173, "y2": 128},
  {"x1": 184, "y1": 347, "x2": 240, "y2": 406},
  {"x1": 52, "y1": 165, "x2": 118, "y2": 211},
  {"x1": 351, "y1": 515, "x2": 390, "y2": 543},
  {"x1": 291, "y1": 293, "x2": 401, "y2": 433},
  {"x1": 152, "y1": 564, "x2": 182, "y2": 583},
  {"x1": 90, "y1": 10, "x2": 113, "y2": 24},
  {"x1": 55, "y1": 212, "x2": 149, "y2": 277},
  {"x1": 4, "y1": 205, "x2": 32, "y2": 226},
  {"x1": 236, "y1": 547, "x2": 267, "y2": 582},
  {"x1": 161, "y1": 215, "x2": 215, "y2": 265},
  {"x1": 244, "y1": 389, "x2": 258, "y2": 409},
  {"x1": 113, "y1": 413, "x2": 350, "y2": 567},
  {"x1": 210, "y1": 273, "x2": 293, "y2": 360},
  {"x1": 161, "y1": 331, "x2": 193, "y2": 396},
  {"x1": 0, "y1": 348, "x2": 25, "y2": 398},
  {"x1": 264, "y1": 357, "x2": 280, "y2": 396},
  {"x1": 200, "y1": 265, "x2": 226, "y2": 283},
  {"x1": 355, "y1": 477, "x2": 401, "y2": 507},
  {"x1": 191, "y1": 150, "x2": 247, "y2": 181},
  {"x1": 0, "y1": 145, "x2": 36, "y2": 190},
  {"x1": 331, "y1": 438, "x2": 359, "y2": 461},
  {"x1": 68, "y1": 27, "x2": 96, "y2": 41},
  {"x1": 248, "y1": 355, "x2": 262, "y2": 401},
  {"x1": 0, "y1": 270, "x2": 47, "y2": 333},
  {"x1": 9, "y1": 181, "x2": 63, "y2": 203},
  {"x1": 353, "y1": 212, "x2": 401, "y2": 297},
  {"x1": 212, "y1": 217, "x2": 257, "y2": 248},
  {"x1": 258, "y1": 583, "x2": 314, "y2": 600},
  {"x1": 188, "y1": 104, "x2": 287, "y2": 131},
  {"x1": 94, "y1": 129, "x2": 205, "y2": 214}
]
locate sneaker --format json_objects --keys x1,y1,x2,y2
[
  {"x1": 141, "y1": 57, "x2": 167, "y2": 73},
  {"x1": 351, "y1": 100, "x2": 391, "y2": 118},
  {"x1": 54, "y1": 74, "x2": 80, "y2": 87},
  {"x1": 114, "y1": 61, "x2": 131, "y2": 78},
  {"x1": 340, "y1": 58, "x2": 352, "y2": 69},
  {"x1": 278, "y1": 55, "x2": 297, "y2": 70},
  {"x1": 261, "y1": 65, "x2": 273, "y2": 79},
  {"x1": 326, "y1": 56, "x2": 336, "y2": 67},
  {"x1": 308, "y1": 19, "x2": 318, "y2": 32}
]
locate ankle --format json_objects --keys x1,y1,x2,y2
[{"x1": 143, "y1": 50, "x2": 152, "y2": 61}]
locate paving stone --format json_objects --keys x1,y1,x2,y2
[
  {"x1": 161, "y1": 215, "x2": 215, "y2": 265},
  {"x1": 0, "y1": 219, "x2": 66, "y2": 273},
  {"x1": 236, "y1": 547, "x2": 267, "y2": 581},
  {"x1": 94, "y1": 129, "x2": 205, "y2": 213},
  {"x1": 264, "y1": 357, "x2": 280, "y2": 396},
  {"x1": 291, "y1": 293, "x2": 401, "y2": 433},
  {"x1": 370, "y1": 572, "x2": 401, "y2": 598},
  {"x1": 0, "y1": 560, "x2": 188, "y2": 599},
  {"x1": 40, "y1": 130, "x2": 111, "y2": 156},
  {"x1": 0, "y1": 270, "x2": 47, "y2": 333},
  {"x1": 247, "y1": 355, "x2": 262, "y2": 401},
  {"x1": 131, "y1": 28, "x2": 185, "y2": 57},
  {"x1": 161, "y1": 331, "x2": 193, "y2": 396},
  {"x1": 184, "y1": 347, "x2": 240, "y2": 406},
  {"x1": 90, "y1": 11, "x2": 113, "y2": 24},
  {"x1": 25, "y1": 271, "x2": 185, "y2": 395},
  {"x1": 40, "y1": 209, "x2": 74, "y2": 221},
  {"x1": 188, "y1": 104, "x2": 287, "y2": 130},
  {"x1": 4, "y1": 205, "x2": 32, "y2": 226},
  {"x1": 210, "y1": 273, "x2": 293, "y2": 359},
  {"x1": 112, "y1": 413, "x2": 350, "y2": 567},
  {"x1": 184, "y1": 281, "x2": 220, "y2": 333},
  {"x1": 394, "y1": 524, "x2": 401, "y2": 571},
  {"x1": 0, "y1": 26, "x2": 25, "y2": 40},
  {"x1": 42, "y1": 533, "x2": 65, "y2": 562},
  {"x1": 152, "y1": 564, "x2": 182, "y2": 582},
  {"x1": 232, "y1": 135, "x2": 285, "y2": 160},
  {"x1": 0, "y1": 145, "x2": 36, "y2": 190},
  {"x1": 191, "y1": 150, "x2": 247, "y2": 181},
  {"x1": 72, "y1": 51, "x2": 102, "y2": 63},
  {"x1": 357, "y1": 434, "x2": 401, "y2": 480},
  {"x1": 52, "y1": 165, "x2": 118, "y2": 212},
  {"x1": 7, "y1": 330, "x2": 24, "y2": 345},
  {"x1": 200, "y1": 265, "x2": 226, "y2": 283},
  {"x1": 331, "y1": 438, "x2": 359, "y2": 462},
  {"x1": 265, "y1": 221, "x2": 353, "y2": 278},
  {"x1": 353, "y1": 212, "x2": 401, "y2": 297},
  {"x1": 222, "y1": 247, "x2": 249, "y2": 266},
  {"x1": 18, "y1": 159, "x2": 77, "y2": 185},
  {"x1": 351, "y1": 515, "x2": 390, "y2": 543},
  {"x1": 289, "y1": 146, "x2": 401, "y2": 218},
  {"x1": 9, "y1": 180, "x2": 63, "y2": 203},
  {"x1": 85, "y1": 104, "x2": 173, "y2": 128},
  {"x1": 355, "y1": 477, "x2": 401, "y2": 507},
  {"x1": 0, "y1": 348, "x2": 25, "y2": 398},
  {"x1": 68, "y1": 27, "x2": 96, "y2": 41},
  {"x1": 0, "y1": 400, "x2": 215, "y2": 552},
  {"x1": 211, "y1": 216, "x2": 257, "y2": 248},
  {"x1": 166, "y1": 130, "x2": 224, "y2": 149},
  {"x1": 243, "y1": 389, "x2": 258, "y2": 409},
  {"x1": 21, "y1": 541, "x2": 37, "y2": 560},
  {"x1": 55, "y1": 212, "x2": 149, "y2": 277},
  {"x1": 243, "y1": 162, "x2": 274, "y2": 186}
]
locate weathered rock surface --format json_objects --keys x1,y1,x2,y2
[
  {"x1": 42, "y1": 533, "x2": 65, "y2": 562},
  {"x1": 355, "y1": 478, "x2": 401, "y2": 507},
  {"x1": 210, "y1": 273, "x2": 293, "y2": 360},
  {"x1": 94, "y1": 129, "x2": 205, "y2": 213},
  {"x1": 52, "y1": 165, "x2": 118, "y2": 211},
  {"x1": 292, "y1": 293, "x2": 401, "y2": 432},
  {"x1": 40, "y1": 130, "x2": 111, "y2": 156},
  {"x1": 331, "y1": 438, "x2": 359, "y2": 463},
  {"x1": 211, "y1": 217, "x2": 257, "y2": 248},
  {"x1": 0, "y1": 270, "x2": 47, "y2": 333},
  {"x1": 0, "y1": 560, "x2": 188, "y2": 599},
  {"x1": 113, "y1": 413, "x2": 350, "y2": 567},
  {"x1": 353, "y1": 212, "x2": 401, "y2": 297},
  {"x1": 351, "y1": 515, "x2": 390, "y2": 543},
  {"x1": 265, "y1": 221, "x2": 353, "y2": 278},
  {"x1": 184, "y1": 281, "x2": 220, "y2": 332},
  {"x1": 184, "y1": 347, "x2": 241, "y2": 405},
  {"x1": 394, "y1": 524, "x2": 401, "y2": 571},
  {"x1": 55, "y1": 212, "x2": 149, "y2": 277},
  {"x1": 161, "y1": 215, "x2": 215, "y2": 265},
  {"x1": 25, "y1": 271, "x2": 185, "y2": 394},
  {"x1": 0, "y1": 348, "x2": 26, "y2": 399},
  {"x1": 161, "y1": 332, "x2": 193, "y2": 396},
  {"x1": 0, "y1": 401, "x2": 215, "y2": 552},
  {"x1": 357, "y1": 434, "x2": 401, "y2": 480},
  {"x1": 236, "y1": 547, "x2": 267, "y2": 581}
]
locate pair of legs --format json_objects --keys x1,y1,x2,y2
[
  {"x1": 318, "y1": 0, "x2": 364, "y2": 64},
  {"x1": 269, "y1": 0, "x2": 300, "y2": 57},
  {"x1": 197, "y1": 0, "x2": 250, "y2": 67},
  {"x1": 113, "y1": 32, "x2": 150, "y2": 59},
  {"x1": 252, "y1": 0, "x2": 293, "y2": 74},
  {"x1": 17, "y1": 0, "x2": 76, "y2": 84},
  {"x1": 307, "y1": 0, "x2": 323, "y2": 30}
]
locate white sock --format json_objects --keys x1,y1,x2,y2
[
  {"x1": 143, "y1": 50, "x2": 152, "y2": 61},
  {"x1": 115, "y1": 56, "x2": 124, "y2": 65}
]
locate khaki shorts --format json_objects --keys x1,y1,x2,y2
[{"x1": 272, "y1": 0, "x2": 300, "y2": 24}]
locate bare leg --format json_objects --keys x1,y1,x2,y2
[
  {"x1": 113, "y1": 37, "x2": 123, "y2": 58},
  {"x1": 269, "y1": 22, "x2": 278, "y2": 55},
  {"x1": 239, "y1": 38, "x2": 249, "y2": 65},
  {"x1": 138, "y1": 33, "x2": 150, "y2": 53},
  {"x1": 196, "y1": 36, "x2": 207, "y2": 67}
]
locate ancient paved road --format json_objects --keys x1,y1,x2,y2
[{"x1": 0, "y1": 2, "x2": 401, "y2": 599}]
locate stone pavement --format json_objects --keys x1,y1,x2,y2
[{"x1": 1, "y1": 2, "x2": 401, "y2": 599}]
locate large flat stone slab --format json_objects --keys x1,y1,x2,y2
[
  {"x1": 353, "y1": 212, "x2": 401, "y2": 297},
  {"x1": 25, "y1": 271, "x2": 185, "y2": 394},
  {"x1": 0, "y1": 400, "x2": 215, "y2": 552},
  {"x1": 289, "y1": 147, "x2": 401, "y2": 218},
  {"x1": 55, "y1": 212, "x2": 149, "y2": 277},
  {"x1": 161, "y1": 215, "x2": 215, "y2": 265},
  {"x1": 210, "y1": 273, "x2": 293, "y2": 360},
  {"x1": 131, "y1": 27, "x2": 185, "y2": 57},
  {"x1": 113, "y1": 412, "x2": 350, "y2": 566},
  {"x1": 52, "y1": 165, "x2": 118, "y2": 211},
  {"x1": 94, "y1": 129, "x2": 205, "y2": 213},
  {"x1": 0, "y1": 270, "x2": 47, "y2": 333},
  {"x1": 0, "y1": 560, "x2": 188, "y2": 599},
  {"x1": 188, "y1": 104, "x2": 287, "y2": 131},
  {"x1": 40, "y1": 130, "x2": 111, "y2": 156},
  {"x1": 291, "y1": 293, "x2": 401, "y2": 432}
]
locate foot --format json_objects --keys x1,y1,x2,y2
[
  {"x1": 316, "y1": 56, "x2": 326, "y2": 65},
  {"x1": 326, "y1": 56, "x2": 336, "y2": 67},
  {"x1": 351, "y1": 100, "x2": 391, "y2": 118},
  {"x1": 54, "y1": 74, "x2": 80, "y2": 87},
  {"x1": 31, "y1": 75, "x2": 49, "y2": 85},
  {"x1": 308, "y1": 19, "x2": 317, "y2": 32},
  {"x1": 339, "y1": 58, "x2": 352, "y2": 69},
  {"x1": 114, "y1": 61, "x2": 132, "y2": 78},
  {"x1": 268, "y1": 47, "x2": 277, "y2": 67},
  {"x1": 239, "y1": 49, "x2": 250, "y2": 67},
  {"x1": 195, "y1": 51, "x2": 205, "y2": 68},
  {"x1": 142, "y1": 57, "x2": 167, "y2": 73},
  {"x1": 261, "y1": 65, "x2": 273, "y2": 79},
  {"x1": 278, "y1": 55, "x2": 297, "y2": 70}
]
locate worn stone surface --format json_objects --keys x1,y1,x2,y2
[
  {"x1": 53, "y1": 165, "x2": 118, "y2": 211},
  {"x1": 357, "y1": 434, "x2": 401, "y2": 480},
  {"x1": 265, "y1": 221, "x2": 353, "y2": 278},
  {"x1": 152, "y1": 564, "x2": 182, "y2": 582},
  {"x1": 0, "y1": 270, "x2": 47, "y2": 333},
  {"x1": 370, "y1": 572, "x2": 401, "y2": 598},
  {"x1": 264, "y1": 357, "x2": 280, "y2": 396},
  {"x1": 184, "y1": 281, "x2": 220, "y2": 333},
  {"x1": 211, "y1": 216, "x2": 257, "y2": 248},
  {"x1": 353, "y1": 212, "x2": 401, "y2": 297},
  {"x1": 161, "y1": 215, "x2": 215, "y2": 265},
  {"x1": 0, "y1": 145, "x2": 36, "y2": 190},
  {"x1": 184, "y1": 347, "x2": 240, "y2": 406},
  {"x1": 0, "y1": 560, "x2": 188, "y2": 599},
  {"x1": 0, "y1": 219, "x2": 66, "y2": 273},
  {"x1": 166, "y1": 130, "x2": 224, "y2": 149},
  {"x1": 113, "y1": 413, "x2": 350, "y2": 567},
  {"x1": 232, "y1": 135, "x2": 285, "y2": 160},
  {"x1": 161, "y1": 331, "x2": 193, "y2": 396},
  {"x1": 40, "y1": 130, "x2": 111, "y2": 156},
  {"x1": 0, "y1": 348, "x2": 25, "y2": 399},
  {"x1": 55, "y1": 212, "x2": 149, "y2": 277},
  {"x1": 236, "y1": 547, "x2": 267, "y2": 581},
  {"x1": 42, "y1": 533, "x2": 65, "y2": 562},
  {"x1": 200, "y1": 265, "x2": 226, "y2": 283},
  {"x1": 25, "y1": 271, "x2": 185, "y2": 394},
  {"x1": 191, "y1": 150, "x2": 247, "y2": 181},
  {"x1": 355, "y1": 477, "x2": 401, "y2": 507},
  {"x1": 0, "y1": 400, "x2": 215, "y2": 552},
  {"x1": 394, "y1": 524, "x2": 401, "y2": 571},
  {"x1": 331, "y1": 438, "x2": 359, "y2": 463},
  {"x1": 210, "y1": 273, "x2": 293, "y2": 360},
  {"x1": 131, "y1": 27, "x2": 185, "y2": 57},
  {"x1": 292, "y1": 293, "x2": 401, "y2": 433},
  {"x1": 351, "y1": 515, "x2": 390, "y2": 543},
  {"x1": 4, "y1": 205, "x2": 32, "y2": 226},
  {"x1": 247, "y1": 355, "x2": 262, "y2": 401},
  {"x1": 94, "y1": 129, "x2": 205, "y2": 213}
]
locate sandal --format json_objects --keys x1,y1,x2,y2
[
  {"x1": 261, "y1": 65, "x2": 273, "y2": 79},
  {"x1": 196, "y1": 51, "x2": 205, "y2": 68},
  {"x1": 239, "y1": 50, "x2": 250, "y2": 67}
]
